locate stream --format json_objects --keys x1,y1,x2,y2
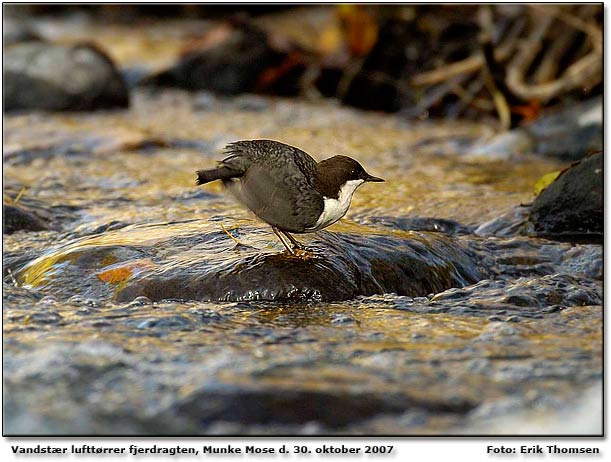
[{"x1": 2, "y1": 14, "x2": 602, "y2": 435}]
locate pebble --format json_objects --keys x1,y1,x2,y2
[{"x1": 128, "y1": 296, "x2": 153, "y2": 308}]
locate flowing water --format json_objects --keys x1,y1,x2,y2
[{"x1": 2, "y1": 16, "x2": 602, "y2": 435}]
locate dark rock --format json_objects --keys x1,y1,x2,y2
[
  {"x1": 527, "y1": 97, "x2": 602, "y2": 161},
  {"x1": 3, "y1": 203, "x2": 49, "y2": 234},
  {"x1": 467, "y1": 97, "x2": 602, "y2": 160},
  {"x1": 474, "y1": 206, "x2": 530, "y2": 237},
  {"x1": 15, "y1": 222, "x2": 487, "y2": 303},
  {"x1": 362, "y1": 216, "x2": 473, "y2": 235},
  {"x1": 3, "y1": 42, "x2": 128, "y2": 111},
  {"x1": 2, "y1": 183, "x2": 79, "y2": 235},
  {"x1": 176, "y1": 384, "x2": 476, "y2": 428},
  {"x1": 528, "y1": 153, "x2": 602, "y2": 241},
  {"x1": 115, "y1": 231, "x2": 487, "y2": 303},
  {"x1": 142, "y1": 24, "x2": 304, "y2": 96}
]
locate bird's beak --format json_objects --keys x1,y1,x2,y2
[{"x1": 364, "y1": 174, "x2": 385, "y2": 182}]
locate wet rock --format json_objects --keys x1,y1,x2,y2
[
  {"x1": 3, "y1": 203, "x2": 49, "y2": 234},
  {"x1": 142, "y1": 23, "x2": 304, "y2": 96},
  {"x1": 472, "y1": 234, "x2": 602, "y2": 281},
  {"x1": 2, "y1": 183, "x2": 78, "y2": 234},
  {"x1": 361, "y1": 216, "x2": 473, "y2": 235},
  {"x1": 133, "y1": 315, "x2": 194, "y2": 330},
  {"x1": 176, "y1": 384, "x2": 475, "y2": 428},
  {"x1": 528, "y1": 153, "x2": 602, "y2": 241},
  {"x1": 188, "y1": 308, "x2": 224, "y2": 323},
  {"x1": 397, "y1": 273, "x2": 601, "y2": 318},
  {"x1": 466, "y1": 97, "x2": 602, "y2": 160},
  {"x1": 16, "y1": 221, "x2": 487, "y2": 303},
  {"x1": 468, "y1": 130, "x2": 534, "y2": 160},
  {"x1": 474, "y1": 205, "x2": 529, "y2": 237},
  {"x1": 128, "y1": 296, "x2": 153, "y2": 308},
  {"x1": 38, "y1": 295, "x2": 58, "y2": 306},
  {"x1": 3, "y1": 42, "x2": 128, "y2": 111},
  {"x1": 68, "y1": 295, "x2": 87, "y2": 306},
  {"x1": 331, "y1": 314, "x2": 357, "y2": 325},
  {"x1": 559, "y1": 245, "x2": 602, "y2": 280},
  {"x1": 26, "y1": 311, "x2": 64, "y2": 325}
]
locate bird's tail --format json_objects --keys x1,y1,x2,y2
[{"x1": 196, "y1": 165, "x2": 241, "y2": 185}]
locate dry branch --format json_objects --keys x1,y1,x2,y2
[{"x1": 410, "y1": 16, "x2": 526, "y2": 87}]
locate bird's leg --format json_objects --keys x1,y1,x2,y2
[
  {"x1": 281, "y1": 230, "x2": 305, "y2": 250},
  {"x1": 272, "y1": 227, "x2": 296, "y2": 255}
]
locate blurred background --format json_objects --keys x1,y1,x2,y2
[{"x1": 3, "y1": 3, "x2": 603, "y2": 126}]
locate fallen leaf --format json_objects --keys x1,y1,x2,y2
[{"x1": 534, "y1": 170, "x2": 561, "y2": 195}]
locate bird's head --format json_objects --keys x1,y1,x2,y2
[{"x1": 314, "y1": 155, "x2": 384, "y2": 199}]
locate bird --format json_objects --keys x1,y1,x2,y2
[{"x1": 196, "y1": 139, "x2": 384, "y2": 254}]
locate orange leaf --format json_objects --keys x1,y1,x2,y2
[
  {"x1": 513, "y1": 99, "x2": 542, "y2": 122},
  {"x1": 97, "y1": 266, "x2": 134, "y2": 284},
  {"x1": 256, "y1": 51, "x2": 304, "y2": 92},
  {"x1": 96, "y1": 259, "x2": 155, "y2": 284}
]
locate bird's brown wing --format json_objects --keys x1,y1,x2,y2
[{"x1": 227, "y1": 164, "x2": 323, "y2": 233}]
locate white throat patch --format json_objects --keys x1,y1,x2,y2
[{"x1": 309, "y1": 179, "x2": 364, "y2": 231}]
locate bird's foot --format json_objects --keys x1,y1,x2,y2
[
  {"x1": 293, "y1": 248, "x2": 315, "y2": 258},
  {"x1": 281, "y1": 246, "x2": 315, "y2": 259},
  {"x1": 291, "y1": 242, "x2": 306, "y2": 251},
  {"x1": 272, "y1": 227, "x2": 316, "y2": 257}
]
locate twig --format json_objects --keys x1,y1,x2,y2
[
  {"x1": 410, "y1": 15, "x2": 526, "y2": 87},
  {"x1": 411, "y1": 74, "x2": 470, "y2": 116},
  {"x1": 448, "y1": 77, "x2": 493, "y2": 112},
  {"x1": 530, "y1": 4, "x2": 602, "y2": 52},
  {"x1": 14, "y1": 186, "x2": 26, "y2": 203},
  {"x1": 220, "y1": 222, "x2": 244, "y2": 247},
  {"x1": 508, "y1": 12, "x2": 554, "y2": 78},
  {"x1": 446, "y1": 74, "x2": 493, "y2": 117},
  {"x1": 533, "y1": 5, "x2": 600, "y2": 84},
  {"x1": 479, "y1": 6, "x2": 515, "y2": 128},
  {"x1": 533, "y1": 25, "x2": 578, "y2": 84},
  {"x1": 506, "y1": 50, "x2": 601, "y2": 102}
]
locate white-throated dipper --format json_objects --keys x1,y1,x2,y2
[{"x1": 196, "y1": 139, "x2": 384, "y2": 254}]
